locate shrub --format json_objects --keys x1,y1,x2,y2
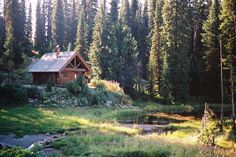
[
  {"x1": 46, "y1": 83, "x2": 53, "y2": 92},
  {"x1": 199, "y1": 105, "x2": 220, "y2": 145},
  {"x1": 0, "y1": 84, "x2": 27, "y2": 106},
  {"x1": 91, "y1": 79, "x2": 124, "y2": 94},
  {"x1": 0, "y1": 147, "x2": 35, "y2": 157},
  {"x1": 26, "y1": 86, "x2": 42, "y2": 99},
  {"x1": 66, "y1": 77, "x2": 89, "y2": 96}
]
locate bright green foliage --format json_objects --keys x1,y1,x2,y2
[
  {"x1": 160, "y1": 0, "x2": 191, "y2": 102},
  {"x1": 148, "y1": 0, "x2": 163, "y2": 99},
  {"x1": 75, "y1": 7, "x2": 87, "y2": 59},
  {"x1": 202, "y1": 0, "x2": 221, "y2": 101},
  {"x1": 0, "y1": 147, "x2": 35, "y2": 157},
  {"x1": 52, "y1": 0, "x2": 65, "y2": 49},
  {"x1": 89, "y1": 5, "x2": 105, "y2": 78}
]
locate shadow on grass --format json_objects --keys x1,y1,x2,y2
[{"x1": 0, "y1": 107, "x2": 81, "y2": 136}]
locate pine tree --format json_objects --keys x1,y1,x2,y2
[
  {"x1": 119, "y1": 0, "x2": 131, "y2": 26},
  {"x1": 75, "y1": 7, "x2": 87, "y2": 58},
  {"x1": 116, "y1": 24, "x2": 138, "y2": 93},
  {"x1": 89, "y1": 4, "x2": 105, "y2": 78},
  {"x1": 69, "y1": 0, "x2": 77, "y2": 49},
  {"x1": 2, "y1": 0, "x2": 25, "y2": 82},
  {"x1": 34, "y1": 0, "x2": 46, "y2": 53},
  {"x1": 148, "y1": 0, "x2": 162, "y2": 98},
  {"x1": 44, "y1": 0, "x2": 52, "y2": 52},
  {"x1": 0, "y1": 10, "x2": 4, "y2": 53},
  {"x1": 52, "y1": 0, "x2": 65, "y2": 49},
  {"x1": 138, "y1": 0, "x2": 149, "y2": 79},
  {"x1": 189, "y1": 0, "x2": 209, "y2": 98},
  {"x1": 148, "y1": 0, "x2": 156, "y2": 36},
  {"x1": 160, "y1": 0, "x2": 191, "y2": 102},
  {"x1": 26, "y1": 3, "x2": 32, "y2": 42},
  {"x1": 63, "y1": 0, "x2": 71, "y2": 48},
  {"x1": 202, "y1": 0, "x2": 221, "y2": 101},
  {"x1": 130, "y1": 0, "x2": 139, "y2": 39},
  {"x1": 220, "y1": 0, "x2": 236, "y2": 134},
  {"x1": 109, "y1": 0, "x2": 118, "y2": 24}
]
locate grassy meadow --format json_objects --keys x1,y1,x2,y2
[{"x1": 1, "y1": 103, "x2": 236, "y2": 157}]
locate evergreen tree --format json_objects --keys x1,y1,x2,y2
[
  {"x1": 119, "y1": 0, "x2": 131, "y2": 26},
  {"x1": 0, "y1": 13, "x2": 4, "y2": 53},
  {"x1": 52, "y1": 0, "x2": 65, "y2": 49},
  {"x1": 148, "y1": 0, "x2": 162, "y2": 98},
  {"x1": 202, "y1": 0, "x2": 221, "y2": 101},
  {"x1": 138, "y1": 0, "x2": 149, "y2": 79},
  {"x1": 2, "y1": 0, "x2": 25, "y2": 82},
  {"x1": 68, "y1": 0, "x2": 77, "y2": 49},
  {"x1": 89, "y1": 4, "x2": 105, "y2": 78},
  {"x1": 116, "y1": 24, "x2": 138, "y2": 93},
  {"x1": 44, "y1": 0, "x2": 52, "y2": 52},
  {"x1": 220, "y1": 0, "x2": 236, "y2": 133},
  {"x1": 109, "y1": 0, "x2": 119, "y2": 24},
  {"x1": 189, "y1": 0, "x2": 209, "y2": 98},
  {"x1": 75, "y1": 7, "x2": 87, "y2": 58},
  {"x1": 26, "y1": 3, "x2": 32, "y2": 42},
  {"x1": 34, "y1": 0, "x2": 46, "y2": 53},
  {"x1": 148, "y1": 0, "x2": 156, "y2": 35},
  {"x1": 130, "y1": 0, "x2": 138, "y2": 39},
  {"x1": 160, "y1": 0, "x2": 191, "y2": 102},
  {"x1": 63, "y1": 0, "x2": 71, "y2": 48}
]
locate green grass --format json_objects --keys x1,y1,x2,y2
[
  {"x1": 0, "y1": 106, "x2": 140, "y2": 136},
  {"x1": 51, "y1": 129, "x2": 216, "y2": 157},
  {"x1": 0, "y1": 104, "x2": 235, "y2": 156}
]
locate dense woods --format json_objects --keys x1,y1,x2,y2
[{"x1": 0, "y1": 0, "x2": 236, "y2": 104}]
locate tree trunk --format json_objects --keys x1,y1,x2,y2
[
  {"x1": 230, "y1": 59, "x2": 236, "y2": 136},
  {"x1": 220, "y1": 38, "x2": 224, "y2": 133}
]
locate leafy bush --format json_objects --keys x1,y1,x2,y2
[
  {"x1": 46, "y1": 83, "x2": 53, "y2": 92},
  {"x1": 66, "y1": 77, "x2": 89, "y2": 96},
  {"x1": 26, "y1": 86, "x2": 42, "y2": 99},
  {"x1": 0, "y1": 147, "x2": 35, "y2": 157},
  {"x1": 91, "y1": 79, "x2": 124, "y2": 94},
  {"x1": 0, "y1": 84, "x2": 27, "y2": 106}
]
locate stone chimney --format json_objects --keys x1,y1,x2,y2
[{"x1": 56, "y1": 45, "x2": 60, "y2": 58}]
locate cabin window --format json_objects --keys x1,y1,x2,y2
[{"x1": 63, "y1": 72, "x2": 67, "y2": 78}]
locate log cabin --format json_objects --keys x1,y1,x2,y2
[{"x1": 28, "y1": 47, "x2": 92, "y2": 85}]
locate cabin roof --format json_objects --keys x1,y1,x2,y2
[{"x1": 28, "y1": 51, "x2": 92, "y2": 73}]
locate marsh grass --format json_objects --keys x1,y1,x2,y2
[{"x1": 0, "y1": 104, "x2": 235, "y2": 156}]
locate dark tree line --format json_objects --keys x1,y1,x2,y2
[{"x1": 0, "y1": 0, "x2": 236, "y2": 105}]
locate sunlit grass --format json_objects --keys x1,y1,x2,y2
[{"x1": 0, "y1": 106, "x2": 139, "y2": 136}]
